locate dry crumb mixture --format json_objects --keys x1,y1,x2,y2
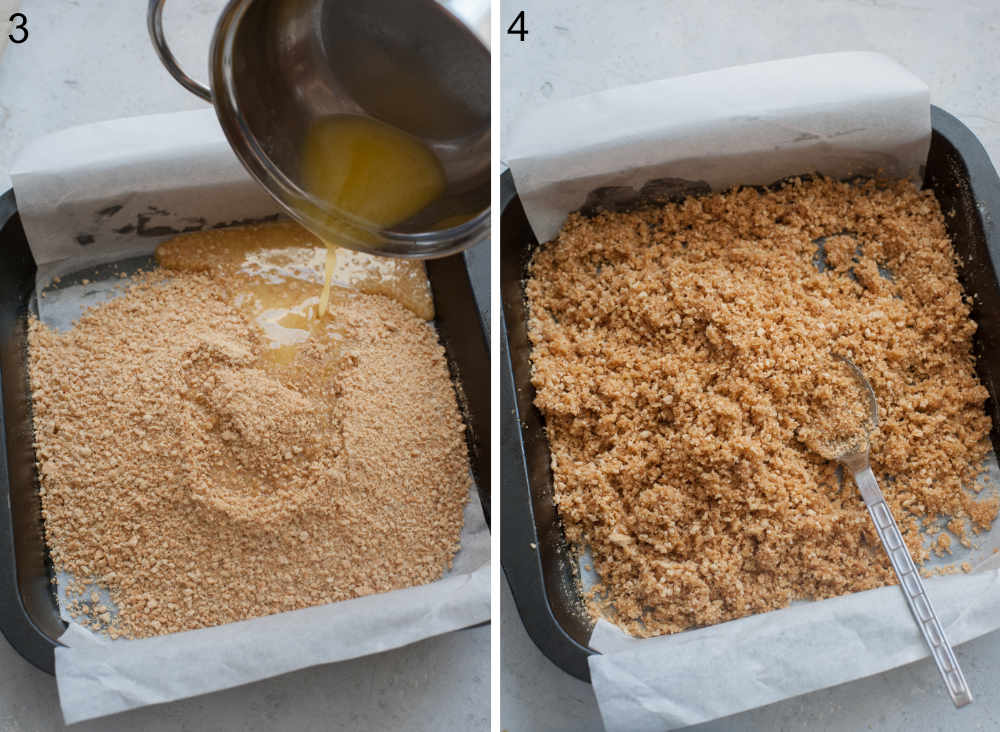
[
  {"x1": 30, "y1": 234, "x2": 470, "y2": 639},
  {"x1": 526, "y1": 177, "x2": 997, "y2": 637}
]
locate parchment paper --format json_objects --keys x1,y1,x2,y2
[
  {"x1": 589, "y1": 571, "x2": 1000, "y2": 732},
  {"x1": 506, "y1": 52, "x2": 1000, "y2": 730},
  {"x1": 506, "y1": 52, "x2": 931, "y2": 244},
  {"x1": 10, "y1": 109, "x2": 490, "y2": 725}
]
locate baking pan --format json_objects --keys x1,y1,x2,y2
[
  {"x1": 0, "y1": 195, "x2": 491, "y2": 674},
  {"x1": 501, "y1": 105, "x2": 1000, "y2": 682}
]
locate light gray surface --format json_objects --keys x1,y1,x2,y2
[
  {"x1": 0, "y1": 0, "x2": 215, "y2": 192},
  {"x1": 0, "y1": 2, "x2": 488, "y2": 730},
  {"x1": 500, "y1": 0, "x2": 1000, "y2": 163},
  {"x1": 501, "y1": 0, "x2": 1000, "y2": 730}
]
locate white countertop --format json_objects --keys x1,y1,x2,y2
[
  {"x1": 0, "y1": 2, "x2": 489, "y2": 730},
  {"x1": 501, "y1": 0, "x2": 1000, "y2": 730}
]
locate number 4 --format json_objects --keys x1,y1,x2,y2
[{"x1": 507, "y1": 10, "x2": 527, "y2": 41}]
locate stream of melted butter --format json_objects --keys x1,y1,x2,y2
[
  {"x1": 156, "y1": 221, "x2": 434, "y2": 365},
  {"x1": 298, "y1": 114, "x2": 446, "y2": 316}
]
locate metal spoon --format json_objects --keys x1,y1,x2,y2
[{"x1": 828, "y1": 356, "x2": 973, "y2": 708}]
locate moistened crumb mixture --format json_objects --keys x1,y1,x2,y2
[
  {"x1": 526, "y1": 177, "x2": 997, "y2": 637},
  {"x1": 797, "y1": 359, "x2": 873, "y2": 460},
  {"x1": 30, "y1": 235, "x2": 470, "y2": 639}
]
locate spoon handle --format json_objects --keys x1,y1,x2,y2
[{"x1": 853, "y1": 466, "x2": 973, "y2": 707}]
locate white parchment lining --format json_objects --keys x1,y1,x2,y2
[
  {"x1": 507, "y1": 52, "x2": 1000, "y2": 731},
  {"x1": 507, "y1": 52, "x2": 930, "y2": 244},
  {"x1": 10, "y1": 109, "x2": 489, "y2": 725}
]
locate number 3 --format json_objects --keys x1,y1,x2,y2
[{"x1": 8, "y1": 12, "x2": 28, "y2": 44}]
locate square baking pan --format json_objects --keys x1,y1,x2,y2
[
  {"x1": 501, "y1": 105, "x2": 1000, "y2": 682},
  {"x1": 0, "y1": 197, "x2": 491, "y2": 674}
]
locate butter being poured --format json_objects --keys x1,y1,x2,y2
[
  {"x1": 156, "y1": 221, "x2": 435, "y2": 367},
  {"x1": 298, "y1": 114, "x2": 446, "y2": 316}
]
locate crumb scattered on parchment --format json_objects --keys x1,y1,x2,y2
[
  {"x1": 934, "y1": 533, "x2": 952, "y2": 557},
  {"x1": 30, "y1": 245, "x2": 469, "y2": 639},
  {"x1": 526, "y1": 176, "x2": 997, "y2": 638},
  {"x1": 948, "y1": 517, "x2": 973, "y2": 549}
]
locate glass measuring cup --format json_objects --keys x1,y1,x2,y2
[{"x1": 148, "y1": 0, "x2": 490, "y2": 259}]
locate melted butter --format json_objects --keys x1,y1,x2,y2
[
  {"x1": 156, "y1": 117, "x2": 443, "y2": 359},
  {"x1": 300, "y1": 114, "x2": 445, "y2": 229},
  {"x1": 433, "y1": 213, "x2": 477, "y2": 229},
  {"x1": 156, "y1": 221, "x2": 434, "y2": 361},
  {"x1": 318, "y1": 246, "x2": 337, "y2": 318},
  {"x1": 298, "y1": 115, "x2": 446, "y2": 316}
]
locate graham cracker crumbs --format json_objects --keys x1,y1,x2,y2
[
  {"x1": 526, "y1": 176, "x2": 996, "y2": 637},
  {"x1": 934, "y1": 533, "x2": 952, "y2": 557},
  {"x1": 948, "y1": 517, "x2": 973, "y2": 549},
  {"x1": 30, "y1": 240, "x2": 469, "y2": 639},
  {"x1": 795, "y1": 359, "x2": 872, "y2": 460},
  {"x1": 156, "y1": 221, "x2": 435, "y2": 321},
  {"x1": 928, "y1": 564, "x2": 962, "y2": 578}
]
